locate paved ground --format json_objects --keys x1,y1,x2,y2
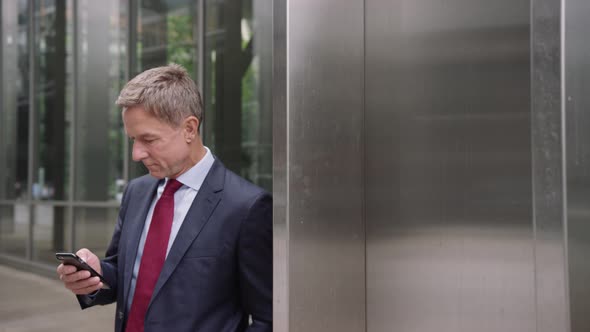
[{"x1": 0, "y1": 265, "x2": 114, "y2": 332}]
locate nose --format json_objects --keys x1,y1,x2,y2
[{"x1": 132, "y1": 140, "x2": 148, "y2": 161}]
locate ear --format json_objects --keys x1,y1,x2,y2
[{"x1": 182, "y1": 116, "x2": 200, "y2": 143}]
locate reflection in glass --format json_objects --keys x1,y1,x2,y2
[
  {"x1": 137, "y1": 0, "x2": 196, "y2": 74},
  {"x1": 0, "y1": 204, "x2": 29, "y2": 257},
  {"x1": 129, "y1": 0, "x2": 200, "y2": 180},
  {"x1": 33, "y1": 0, "x2": 74, "y2": 254},
  {"x1": 74, "y1": 208, "x2": 118, "y2": 258},
  {"x1": 32, "y1": 205, "x2": 67, "y2": 264},
  {"x1": 204, "y1": 0, "x2": 272, "y2": 191},
  {"x1": 0, "y1": 0, "x2": 30, "y2": 200},
  {"x1": 33, "y1": 0, "x2": 73, "y2": 201},
  {"x1": 75, "y1": 0, "x2": 126, "y2": 201}
]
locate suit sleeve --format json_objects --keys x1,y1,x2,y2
[
  {"x1": 77, "y1": 183, "x2": 131, "y2": 309},
  {"x1": 238, "y1": 192, "x2": 273, "y2": 332}
]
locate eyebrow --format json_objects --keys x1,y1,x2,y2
[{"x1": 127, "y1": 133, "x2": 157, "y2": 140}]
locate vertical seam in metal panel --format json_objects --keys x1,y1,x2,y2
[
  {"x1": 27, "y1": 0, "x2": 35, "y2": 261},
  {"x1": 285, "y1": 0, "x2": 290, "y2": 329},
  {"x1": 0, "y1": 2, "x2": 3, "y2": 139},
  {"x1": 362, "y1": 0, "x2": 367, "y2": 330},
  {"x1": 531, "y1": 0, "x2": 569, "y2": 330},
  {"x1": 530, "y1": 0, "x2": 539, "y2": 330},
  {"x1": 69, "y1": 0, "x2": 78, "y2": 252},
  {"x1": 272, "y1": 0, "x2": 288, "y2": 328},
  {"x1": 560, "y1": 0, "x2": 571, "y2": 330}
]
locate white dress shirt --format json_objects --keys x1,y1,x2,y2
[{"x1": 127, "y1": 147, "x2": 215, "y2": 310}]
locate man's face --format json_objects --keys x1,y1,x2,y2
[{"x1": 123, "y1": 106, "x2": 191, "y2": 179}]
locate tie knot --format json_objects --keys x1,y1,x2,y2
[{"x1": 163, "y1": 179, "x2": 183, "y2": 196}]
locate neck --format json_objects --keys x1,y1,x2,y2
[
  {"x1": 168, "y1": 143, "x2": 206, "y2": 179},
  {"x1": 189, "y1": 144, "x2": 207, "y2": 166}
]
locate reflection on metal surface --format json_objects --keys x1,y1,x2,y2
[
  {"x1": 273, "y1": 0, "x2": 288, "y2": 330},
  {"x1": 365, "y1": 0, "x2": 535, "y2": 331},
  {"x1": 532, "y1": 0, "x2": 568, "y2": 331},
  {"x1": 566, "y1": 0, "x2": 590, "y2": 331},
  {"x1": 286, "y1": 0, "x2": 365, "y2": 331},
  {"x1": 275, "y1": 0, "x2": 574, "y2": 330}
]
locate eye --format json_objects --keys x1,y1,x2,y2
[{"x1": 142, "y1": 137, "x2": 157, "y2": 144}]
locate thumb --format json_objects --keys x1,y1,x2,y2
[{"x1": 76, "y1": 248, "x2": 91, "y2": 262}]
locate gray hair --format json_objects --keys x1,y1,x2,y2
[{"x1": 116, "y1": 63, "x2": 203, "y2": 128}]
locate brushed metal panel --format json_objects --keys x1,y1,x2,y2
[
  {"x1": 565, "y1": 0, "x2": 590, "y2": 331},
  {"x1": 273, "y1": 0, "x2": 288, "y2": 330},
  {"x1": 287, "y1": 1, "x2": 365, "y2": 331},
  {"x1": 532, "y1": 0, "x2": 569, "y2": 331},
  {"x1": 365, "y1": 1, "x2": 535, "y2": 331}
]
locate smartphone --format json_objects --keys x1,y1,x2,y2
[{"x1": 55, "y1": 252, "x2": 110, "y2": 289}]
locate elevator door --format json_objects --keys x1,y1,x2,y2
[{"x1": 365, "y1": 1, "x2": 535, "y2": 331}]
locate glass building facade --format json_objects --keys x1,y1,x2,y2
[{"x1": 0, "y1": 0, "x2": 271, "y2": 270}]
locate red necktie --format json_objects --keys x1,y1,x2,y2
[{"x1": 126, "y1": 179, "x2": 183, "y2": 332}]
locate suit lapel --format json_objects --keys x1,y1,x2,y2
[
  {"x1": 122, "y1": 177, "x2": 160, "y2": 307},
  {"x1": 149, "y1": 160, "x2": 225, "y2": 306}
]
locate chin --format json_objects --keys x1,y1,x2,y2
[{"x1": 148, "y1": 170, "x2": 166, "y2": 179}]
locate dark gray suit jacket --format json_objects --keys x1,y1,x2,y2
[{"x1": 78, "y1": 159, "x2": 272, "y2": 332}]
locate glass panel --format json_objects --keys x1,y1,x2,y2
[
  {"x1": 74, "y1": 0, "x2": 127, "y2": 201},
  {"x1": 0, "y1": 204, "x2": 29, "y2": 257},
  {"x1": 137, "y1": 0, "x2": 197, "y2": 74},
  {"x1": 204, "y1": 0, "x2": 272, "y2": 191},
  {"x1": 129, "y1": 0, "x2": 200, "y2": 180},
  {"x1": 74, "y1": 207, "x2": 118, "y2": 258},
  {"x1": 0, "y1": 0, "x2": 30, "y2": 200},
  {"x1": 32, "y1": 205, "x2": 67, "y2": 264},
  {"x1": 33, "y1": 0, "x2": 73, "y2": 201}
]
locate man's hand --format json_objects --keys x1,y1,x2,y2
[{"x1": 56, "y1": 248, "x2": 103, "y2": 295}]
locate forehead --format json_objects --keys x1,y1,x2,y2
[{"x1": 122, "y1": 106, "x2": 176, "y2": 137}]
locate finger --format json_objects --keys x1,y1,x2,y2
[
  {"x1": 68, "y1": 276, "x2": 101, "y2": 291},
  {"x1": 76, "y1": 248, "x2": 90, "y2": 261},
  {"x1": 59, "y1": 264, "x2": 78, "y2": 275},
  {"x1": 62, "y1": 270, "x2": 91, "y2": 283},
  {"x1": 57, "y1": 264, "x2": 77, "y2": 278},
  {"x1": 71, "y1": 282, "x2": 103, "y2": 295},
  {"x1": 71, "y1": 281, "x2": 102, "y2": 295},
  {"x1": 56, "y1": 263, "x2": 64, "y2": 274}
]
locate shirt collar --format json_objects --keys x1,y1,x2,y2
[{"x1": 163, "y1": 147, "x2": 214, "y2": 192}]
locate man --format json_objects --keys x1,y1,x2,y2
[{"x1": 56, "y1": 64, "x2": 272, "y2": 332}]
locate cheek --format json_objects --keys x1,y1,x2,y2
[
  {"x1": 148, "y1": 147, "x2": 167, "y2": 163},
  {"x1": 155, "y1": 144, "x2": 186, "y2": 164}
]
